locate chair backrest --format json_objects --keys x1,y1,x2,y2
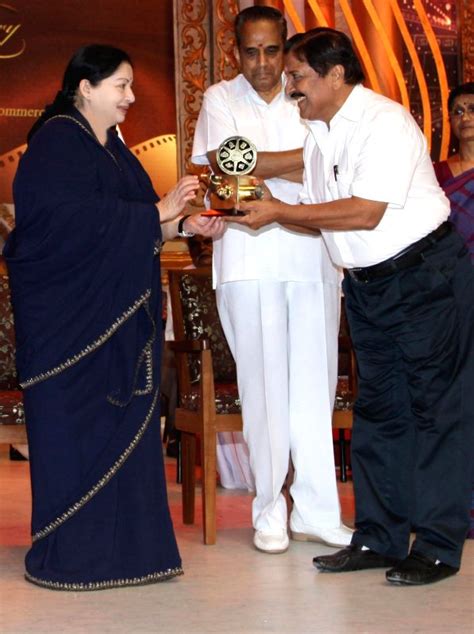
[
  {"x1": 168, "y1": 268, "x2": 236, "y2": 386},
  {"x1": 168, "y1": 268, "x2": 357, "y2": 410}
]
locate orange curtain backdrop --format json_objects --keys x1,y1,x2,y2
[
  {"x1": 281, "y1": 0, "x2": 460, "y2": 160},
  {"x1": 254, "y1": 0, "x2": 285, "y2": 9},
  {"x1": 306, "y1": 1, "x2": 335, "y2": 28},
  {"x1": 351, "y1": 0, "x2": 406, "y2": 105}
]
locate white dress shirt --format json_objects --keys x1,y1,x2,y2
[
  {"x1": 192, "y1": 73, "x2": 337, "y2": 285},
  {"x1": 300, "y1": 84, "x2": 450, "y2": 268}
]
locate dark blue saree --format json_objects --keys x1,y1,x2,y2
[{"x1": 4, "y1": 110, "x2": 182, "y2": 590}]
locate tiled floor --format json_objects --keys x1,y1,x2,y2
[{"x1": 0, "y1": 444, "x2": 472, "y2": 633}]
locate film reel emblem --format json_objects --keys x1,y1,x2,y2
[
  {"x1": 216, "y1": 136, "x2": 257, "y2": 176},
  {"x1": 201, "y1": 136, "x2": 263, "y2": 216}
]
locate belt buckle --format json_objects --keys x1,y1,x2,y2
[{"x1": 348, "y1": 268, "x2": 370, "y2": 283}]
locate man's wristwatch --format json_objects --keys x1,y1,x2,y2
[{"x1": 177, "y1": 215, "x2": 195, "y2": 238}]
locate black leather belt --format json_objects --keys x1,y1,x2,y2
[{"x1": 347, "y1": 222, "x2": 452, "y2": 283}]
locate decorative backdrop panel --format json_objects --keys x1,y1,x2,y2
[
  {"x1": 173, "y1": 0, "x2": 240, "y2": 177},
  {"x1": 0, "y1": 0, "x2": 178, "y2": 203}
]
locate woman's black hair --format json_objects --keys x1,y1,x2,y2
[
  {"x1": 28, "y1": 44, "x2": 132, "y2": 141},
  {"x1": 291, "y1": 28, "x2": 365, "y2": 85},
  {"x1": 448, "y1": 82, "x2": 474, "y2": 111}
]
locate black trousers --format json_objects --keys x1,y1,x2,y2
[{"x1": 343, "y1": 230, "x2": 474, "y2": 568}]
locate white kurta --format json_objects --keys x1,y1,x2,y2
[{"x1": 192, "y1": 74, "x2": 343, "y2": 532}]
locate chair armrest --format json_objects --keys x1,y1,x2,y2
[
  {"x1": 167, "y1": 339, "x2": 214, "y2": 401},
  {"x1": 168, "y1": 339, "x2": 211, "y2": 353}
]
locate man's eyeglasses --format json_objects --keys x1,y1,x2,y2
[{"x1": 450, "y1": 104, "x2": 474, "y2": 118}]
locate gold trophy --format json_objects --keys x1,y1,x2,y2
[{"x1": 201, "y1": 136, "x2": 264, "y2": 216}]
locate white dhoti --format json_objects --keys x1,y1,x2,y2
[
  {"x1": 215, "y1": 431, "x2": 255, "y2": 491},
  {"x1": 217, "y1": 278, "x2": 342, "y2": 533}
]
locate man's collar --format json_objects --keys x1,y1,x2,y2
[
  {"x1": 236, "y1": 73, "x2": 285, "y2": 104},
  {"x1": 305, "y1": 83, "x2": 366, "y2": 131},
  {"x1": 332, "y1": 83, "x2": 366, "y2": 123}
]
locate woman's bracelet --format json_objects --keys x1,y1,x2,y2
[{"x1": 177, "y1": 214, "x2": 195, "y2": 238}]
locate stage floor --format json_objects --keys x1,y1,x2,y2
[{"x1": 0, "y1": 444, "x2": 472, "y2": 633}]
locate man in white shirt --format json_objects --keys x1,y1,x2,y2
[
  {"x1": 192, "y1": 7, "x2": 352, "y2": 554},
  {"x1": 233, "y1": 28, "x2": 474, "y2": 585}
]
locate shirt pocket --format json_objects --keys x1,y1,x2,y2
[
  {"x1": 326, "y1": 168, "x2": 352, "y2": 200},
  {"x1": 334, "y1": 169, "x2": 353, "y2": 199}
]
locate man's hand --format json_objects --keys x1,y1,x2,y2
[{"x1": 223, "y1": 198, "x2": 287, "y2": 231}]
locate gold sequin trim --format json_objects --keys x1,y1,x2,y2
[
  {"x1": 133, "y1": 343, "x2": 153, "y2": 397},
  {"x1": 21, "y1": 291, "x2": 151, "y2": 389},
  {"x1": 32, "y1": 388, "x2": 159, "y2": 542},
  {"x1": 25, "y1": 567, "x2": 183, "y2": 592},
  {"x1": 135, "y1": 300, "x2": 155, "y2": 396}
]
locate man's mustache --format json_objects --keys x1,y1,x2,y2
[{"x1": 290, "y1": 91, "x2": 305, "y2": 100}]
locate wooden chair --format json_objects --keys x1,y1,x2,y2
[
  {"x1": 332, "y1": 298, "x2": 357, "y2": 482},
  {"x1": 0, "y1": 266, "x2": 27, "y2": 446},
  {"x1": 167, "y1": 268, "x2": 242, "y2": 545},
  {"x1": 168, "y1": 269, "x2": 357, "y2": 542}
]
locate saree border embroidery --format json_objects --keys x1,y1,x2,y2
[
  {"x1": 106, "y1": 300, "x2": 156, "y2": 406},
  {"x1": 20, "y1": 290, "x2": 151, "y2": 389},
  {"x1": 24, "y1": 567, "x2": 183, "y2": 592},
  {"x1": 135, "y1": 301, "x2": 156, "y2": 396},
  {"x1": 32, "y1": 387, "x2": 159, "y2": 543},
  {"x1": 133, "y1": 343, "x2": 153, "y2": 397}
]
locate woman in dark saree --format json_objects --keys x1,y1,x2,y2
[{"x1": 3, "y1": 44, "x2": 223, "y2": 590}]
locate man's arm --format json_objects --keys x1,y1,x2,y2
[
  {"x1": 254, "y1": 149, "x2": 304, "y2": 179},
  {"x1": 280, "y1": 222, "x2": 321, "y2": 235},
  {"x1": 206, "y1": 148, "x2": 303, "y2": 182},
  {"x1": 227, "y1": 196, "x2": 388, "y2": 232},
  {"x1": 276, "y1": 168, "x2": 304, "y2": 183}
]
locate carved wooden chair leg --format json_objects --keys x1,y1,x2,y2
[
  {"x1": 201, "y1": 424, "x2": 217, "y2": 545},
  {"x1": 181, "y1": 431, "x2": 196, "y2": 524},
  {"x1": 176, "y1": 437, "x2": 182, "y2": 484}
]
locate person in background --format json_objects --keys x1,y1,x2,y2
[
  {"x1": 434, "y1": 82, "x2": 474, "y2": 541},
  {"x1": 434, "y1": 82, "x2": 473, "y2": 262},
  {"x1": 3, "y1": 44, "x2": 223, "y2": 590},
  {"x1": 192, "y1": 6, "x2": 352, "y2": 554},
  {"x1": 231, "y1": 28, "x2": 474, "y2": 585}
]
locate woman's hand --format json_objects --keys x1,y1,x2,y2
[
  {"x1": 157, "y1": 175, "x2": 199, "y2": 222},
  {"x1": 160, "y1": 213, "x2": 226, "y2": 242},
  {"x1": 185, "y1": 214, "x2": 226, "y2": 239}
]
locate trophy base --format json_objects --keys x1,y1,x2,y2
[{"x1": 201, "y1": 208, "x2": 245, "y2": 217}]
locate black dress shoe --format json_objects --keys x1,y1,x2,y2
[
  {"x1": 313, "y1": 544, "x2": 401, "y2": 572},
  {"x1": 386, "y1": 551, "x2": 459, "y2": 586}
]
